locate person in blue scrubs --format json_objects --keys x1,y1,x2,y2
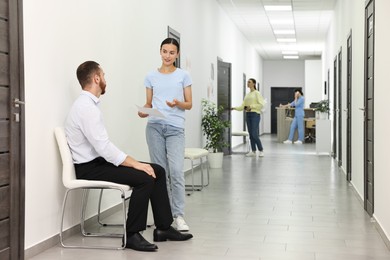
[{"x1": 280, "y1": 89, "x2": 305, "y2": 144}]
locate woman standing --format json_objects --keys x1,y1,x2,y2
[
  {"x1": 279, "y1": 89, "x2": 305, "y2": 144},
  {"x1": 139, "y1": 38, "x2": 192, "y2": 232},
  {"x1": 232, "y1": 78, "x2": 265, "y2": 157}
]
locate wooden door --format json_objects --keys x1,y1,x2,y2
[
  {"x1": 270, "y1": 87, "x2": 297, "y2": 134},
  {"x1": 217, "y1": 59, "x2": 231, "y2": 155},
  {"x1": 0, "y1": 0, "x2": 25, "y2": 259},
  {"x1": 364, "y1": 0, "x2": 374, "y2": 216}
]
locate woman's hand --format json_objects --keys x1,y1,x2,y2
[
  {"x1": 166, "y1": 99, "x2": 179, "y2": 108},
  {"x1": 138, "y1": 111, "x2": 149, "y2": 118}
]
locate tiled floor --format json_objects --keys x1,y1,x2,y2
[{"x1": 28, "y1": 135, "x2": 390, "y2": 260}]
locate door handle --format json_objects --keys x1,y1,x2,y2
[
  {"x1": 14, "y1": 98, "x2": 25, "y2": 107},
  {"x1": 359, "y1": 107, "x2": 365, "y2": 111}
]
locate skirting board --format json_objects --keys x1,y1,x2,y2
[
  {"x1": 350, "y1": 180, "x2": 390, "y2": 251},
  {"x1": 373, "y1": 216, "x2": 390, "y2": 251},
  {"x1": 24, "y1": 202, "x2": 124, "y2": 259}
]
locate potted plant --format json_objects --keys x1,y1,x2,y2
[
  {"x1": 314, "y1": 99, "x2": 330, "y2": 119},
  {"x1": 201, "y1": 99, "x2": 230, "y2": 168}
]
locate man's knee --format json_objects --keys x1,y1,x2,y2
[{"x1": 151, "y1": 163, "x2": 166, "y2": 179}]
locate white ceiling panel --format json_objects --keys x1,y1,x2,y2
[{"x1": 216, "y1": 0, "x2": 337, "y2": 59}]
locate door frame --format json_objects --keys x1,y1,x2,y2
[
  {"x1": 7, "y1": 0, "x2": 25, "y2": 259},
  {"x1": 332, "y1": 56, "x2": 337, "y2": 158},
  {"x1": 364, "y1": 0, "x2": 375, "y2": 216},
  {"x1": 346, "y1": 31, "x2": 353, "y2": 181},
  {"x1": 338, "y1": 48, "x2": 343, "y2": 167}
]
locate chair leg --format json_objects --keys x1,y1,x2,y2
[
  {"x1": 59, "y1": 189, "x2": 71, "y2": 248},
  {"x1": 60, "y1": 188, "x2": 126, "y2": 250},
  {"x1": 185, "y1": 156, "x2": 210, "y2": 191},
  {"x1": 203, "y1": 157, "x2": 210, "y2": 187},
  {"x1": 97, "y1": 189, "x2": 130, "y2": 227},
  {"x1": 185, "y1": 159, "x2": 195, "y2": 195}
]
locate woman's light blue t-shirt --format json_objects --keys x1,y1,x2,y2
[{"x1": 144, "y1": 68, "x2": 192, "y2": 129}]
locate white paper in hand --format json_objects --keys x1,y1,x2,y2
[{"x1": 136, "y1": 105, "x2": 165, "y2": 118}]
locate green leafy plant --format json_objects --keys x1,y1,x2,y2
[
  {"x1": 314, "y1": 99, "x2": 330, "y2": 113},
  {"x1": 201, "y1": 99, "x2": 230, "y2": 153}
]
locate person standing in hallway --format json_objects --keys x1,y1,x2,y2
[
  {"x1": 65, "y1": 61, "x2": 192, "y2": 252},
  {"x1": 280, "y1": 89, "x2": 305, "y2": 144},
  {"x1": 138, "y1": 38, "x2": 192, "y2": 232},
  {"x1": 231, "y1": 78, "x2": 265, "y2": 157}
]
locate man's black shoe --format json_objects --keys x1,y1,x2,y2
[
  {"x1": 153, "y1": 226, "x2": 193, "y2": 242},
  {"x1": 124, "y1": 233, "x2": 158, "y2": 252}
]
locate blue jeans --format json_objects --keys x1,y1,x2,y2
[
  {"x1": 146, "y1": 122, "x2": 185, "y2": 218},
  {"x1": 246, "y1": 112, "x2": 263, "y2": 152},
  {"x1": 288, "y1": 115, "x2": 304, "y2": 141}
]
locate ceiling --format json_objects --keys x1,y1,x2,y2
[{"x1": 216, "y1": 0, "x2": 338, "y2": 60}]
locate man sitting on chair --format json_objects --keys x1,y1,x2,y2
[{"x1": 65, "y1": 61, "x2": 192, "y2": 252}]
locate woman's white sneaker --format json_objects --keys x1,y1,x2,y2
[
  {"x1": 174, "y1": 216, "x2": 189, "y2": 232},
  {"x1": 245, "y1": 151, "x2": 256, "y2": 157},
  {"x1": 258, "y1": 151, "x2": 264, "y2": 157},
  {"x1": 283, "y1": 140, "x2": 292, "y2": 144}
]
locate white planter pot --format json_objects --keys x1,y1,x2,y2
[
  {"x1": 207, "y1": 152, "x2": 224, "y2": 168},
  {"x1": 316, "y1": 111, "x2": 328, "y2": 120}
]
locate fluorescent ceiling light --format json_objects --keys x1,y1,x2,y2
[
  {"x1": 264, "y1": 5, "x2": 292, "y2": 11},
  {"x1": 283, "y1": 55, "x2": 299, "y2": 59},
  {"x1": 277, "y1": 38, "x2": 296, "y2": 43},
  {"x1": 282, "y1": 51, "x2": 298, "y2": 55},
  {"x1": 269, "y1": 19, "x2": 294, "y2": 25},
  {"x1": 274, "y1": 29, "x2": 295, "y2": 35}
]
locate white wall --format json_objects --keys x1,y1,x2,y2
[
  {"x1": 262, "y1": 60, "x2": 305, "y2": 133},
  {"x1": 374, "y1": 0, "x2": 390, "y2": 242},
  {"x1": 323, "y1": 0, "x2": 390, "y2": 243},
  {"x1": 323, "y1": 0, "x2": 366, "y2": 200},
  {"x1": 305, "y1": 60, "x2": 323, "y2": 104},
  {"x1": 23, "y1": 0, "x2": 263, "y2": 249}
]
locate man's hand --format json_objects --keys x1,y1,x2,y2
[
  {"x1": 121, "y1": 156, "x2": 156, "y2": 178},
  {"x1": 133, "y1": 161, "x2": 156, "y2": 178}
]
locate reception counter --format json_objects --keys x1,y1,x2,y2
[{"x1": 276, "y1": 107, "x2": 315, "y2": 143}]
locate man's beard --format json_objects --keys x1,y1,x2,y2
[{"x1": 99, "y1": 80, "x2": 106, "y2": 95}]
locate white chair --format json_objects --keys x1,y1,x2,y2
[
  {"x1": 231, "y1": 131, "x2": 250, "y2": 153},
  {"x1": 54, "y1": 127, "x2": 131, "y2": 250},
  {"x1": 184, "y1": 148, "x2": 209, "y2": 195}
]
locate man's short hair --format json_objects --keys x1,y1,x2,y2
[{"x1": 76, "y1": 61, "x2": 101, "y2": 88}]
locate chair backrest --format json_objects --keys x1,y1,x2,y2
[{"x1": 54, "y1": 127, "x2": 77, "y2": 188}]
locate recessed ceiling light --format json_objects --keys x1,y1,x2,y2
[
  {"x1": 282, "y1": 51, "x2": 298, "y2": 55},
  {"x1": 274, "y1": 30, "x2": 295, "y2": 35},
  {"x1": 283, "y1": 55, "x2": 299, "y2": 59},
  {"x1": 269, "y1": 19, "x2": 294, "y2": 25},
  {"x1": 277, "y1": 38, "x2": 296, "y2": 43},
  {"x1": 264, "y1": 5, "x2": 292, "y2": 11}
]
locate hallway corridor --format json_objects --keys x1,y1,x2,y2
[{"x1": 28, "y1": 135, "x2": 390, "y2": 260}]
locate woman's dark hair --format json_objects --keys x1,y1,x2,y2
[
  {"x1": 76, "y1": 61, "x2": 100, "y2": 88},
  {"x1": 294, "y1": 88, "x2": 304, "y2": 96},
  {"x1": 248, "y1": 78, "x2": 257, "y2": 90},
  {"x1": 160, "y1": 37, "x2": 180, "y2": 53}
]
